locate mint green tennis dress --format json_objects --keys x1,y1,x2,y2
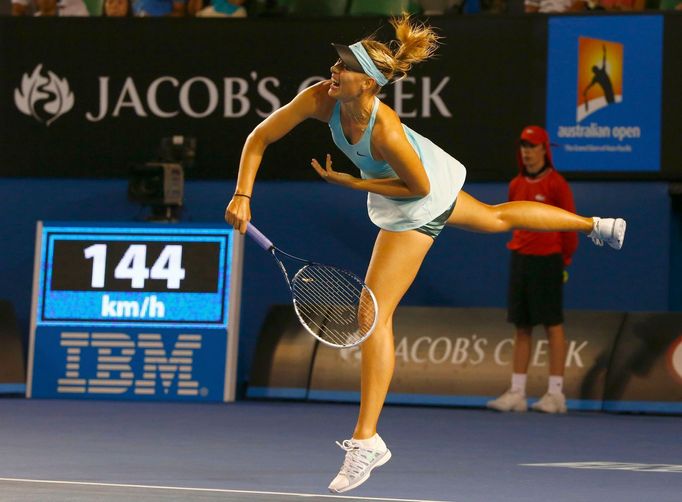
[{"x1": 329, "y1": 97, "x2": 467, "y2": 232}]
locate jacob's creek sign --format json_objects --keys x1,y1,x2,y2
[
  {"x1": 309, "y1": 308, "x2": 623, "y2": 409},
  {"x1": 13, "y1": 63, "x2": 452, "y2": 125},
  {"x1": 0, "y1": 16, "x2": 539, "y2": 181},
  {"x1": 250, "y1": 306, "x2": 682, "y2": 413},
  {"x1": 546, "y1": 16, "x2": 663, "y2": 172}
]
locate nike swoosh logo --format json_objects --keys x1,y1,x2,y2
[{"x1": 356, "y1": 152, "x2": 367, "y2": 157}]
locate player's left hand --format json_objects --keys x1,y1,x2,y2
[{"x1": 311, "y1": 154, "x2": 358, "y2": 188}]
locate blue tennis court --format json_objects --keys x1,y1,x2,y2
[{"x1": 0, "y1": 399, "x2": 680, "y2": 502}]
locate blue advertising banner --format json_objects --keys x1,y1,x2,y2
[
  {"x1": 27, "y1": 222, "x2": 244, "y2": 402},
  {"x1": 30, "y1": 327, "x2": 226, "y2": 401},
  {"x1": 547, "y1": 16, "x2": 663, "y2": 172}
]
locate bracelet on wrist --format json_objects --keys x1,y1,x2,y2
[{"x1": 234, "y1": 192, "x2": 251, "y2": 200}]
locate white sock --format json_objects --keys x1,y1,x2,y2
[
  {"x1": 548, "y1": 375, "x2": 564, "y2": 395},
  {"x1": 511, "y1": 373, "x2": 527, "y2": 395},
  {"x1": 353, "y1": 434, "x2": 384, "y2": 451}
]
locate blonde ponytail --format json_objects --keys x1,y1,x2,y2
[{"x1": 361, "y1": 13, "x2": 441, "y2": 84}]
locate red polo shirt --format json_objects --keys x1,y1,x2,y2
[{"x1": 506, "y1": 167, "x2": 579, "y2": 266}]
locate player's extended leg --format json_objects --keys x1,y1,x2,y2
[
  {"x1": 328, "y1": 229, "x2": 434, "y2": 494},
  {"x1": 447, "y1": 191, "x2": 593, "y2": 233},
  {"x1": 355, "y1": 229, "x2": 434, "y2": 438},
  {"x1": 447, "y1": 191, "x2": 626, "y2": 249}
]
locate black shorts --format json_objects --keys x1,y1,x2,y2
[
  {"x1": 507, "y1": 251, "x2": 564, "y2": 327},
  {"x1": 414, "y1": 199, "x2": 457, "y2": 239}
]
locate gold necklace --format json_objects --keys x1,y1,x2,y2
[{"x1": 347, "y1": 107, "x2": 371, "y2": 130}]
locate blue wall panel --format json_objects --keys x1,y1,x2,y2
[{"x1": 0, "y1": 178, "x2": 673, "y2": 393}]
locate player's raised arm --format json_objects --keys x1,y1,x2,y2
[{"x1": 225, "y1": 82, "x2": 334, "y2": 233}]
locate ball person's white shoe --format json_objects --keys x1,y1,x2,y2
[
  {"x1": 486, "y1": 389, "x2": 528, "y2": 412},
  {"x1": 328, "y1": 434, "x2": 391, "y2": 493},
  {"x1": 531, "y1": 392, "x2": 568, "y2": 414},
  {"x1": 588, "y1": 217, "x2": 627, "y2": 250}
]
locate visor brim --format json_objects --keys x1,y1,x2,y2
[{"x1": 331, "y1": 43, "x2": 365, "y2": 74}]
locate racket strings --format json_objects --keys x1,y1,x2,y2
[
  {"x1": 316, "y1": 267, "x2": 375, "y2": 326},
  {"x1": 307, "y1": 266, "x2": 363, "y2": 306},
  {"x1": 304, "y1": 273, "x2": 362, "y2": 326},
  {"x1": 295, "y1": 285, "x2": 362, "y2": 344},
  {"x1": 296, "y1": 267, "x2": 362, "y2": 309},
  {"x1": 301, "y1": 267, "x2": 371, "y2": 320},
  {"x1": 292, "y1": 265, "x2": 376, "y2": 347},
  {"x1": 317, "y1": 267, "x2": 374, "y2": 325}
]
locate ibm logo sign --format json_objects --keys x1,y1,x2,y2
[{"x1": 58, "y1": 332, "x2": 203, "y2": 396}]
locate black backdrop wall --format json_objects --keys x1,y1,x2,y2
[{"x1": 1, "y1": 14, "x2": 680, "y2": 181}]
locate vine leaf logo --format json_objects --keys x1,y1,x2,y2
[{"x1": 14, "y1": 64, "x2": 74, "y2": 126}]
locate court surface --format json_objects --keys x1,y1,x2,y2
[{"x1": 0, "y1": 399, "x2": 680, "y2": 502}]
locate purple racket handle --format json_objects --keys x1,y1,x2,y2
[{"x1": 246, "y1": 223, "x2": 274, "y2": 251}]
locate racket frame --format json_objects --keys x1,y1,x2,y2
[
  {"x1": 290, "y1": 263, "x2": 378, "y2": 348},
  {"x1": 246, "y1": 224, "x2": 378, "y2": 348}
]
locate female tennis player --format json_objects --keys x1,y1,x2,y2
[{"x1": 225, "y1": 14, "x2": 626, "y2": 494}]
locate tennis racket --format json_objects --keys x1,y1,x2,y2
[{"x1": 246, "y1": 223, "x2": 378, "y2": 349}]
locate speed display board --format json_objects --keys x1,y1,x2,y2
[{"x1": 27, "y1": 222, "x2": 243, "y2": 402}]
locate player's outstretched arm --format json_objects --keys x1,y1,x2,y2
[{"x1": 226, "y1": 82, "x2": 334, "y2": 233}]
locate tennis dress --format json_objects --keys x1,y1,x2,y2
[{"x1": 328, "y1": 98, "x2": 467, "y2": 232}]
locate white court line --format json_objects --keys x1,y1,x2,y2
[
  {"x1": 0, "y1": 478, "x2": 453, "y2": 502},
  {"x1": 521, "y1": 462, "x2": 682, "y2": 473}
]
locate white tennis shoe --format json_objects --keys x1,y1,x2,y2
[
  {"x1": 588, "y1": 217, "x2": 627, "y2": 250},
  {"x1": 328, "y1": 434, "x2": 391, "y2": 493},
  {"x1": 531, "y1": 392, "x2": 568, "y2": 414},
  {"x1": 486, "y1": 389, "x2": 528, "y2": 412}
]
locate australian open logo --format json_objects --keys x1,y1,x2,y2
[
  {"x1": 548, "y1": 16, "x2": 661, "y2": 170},
  {"x1": 577, "y1": 37, "x2": 623, "y2": 123},
  {"x1": 14, "y1": 64, "x2": 74, "y2": 126}
]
